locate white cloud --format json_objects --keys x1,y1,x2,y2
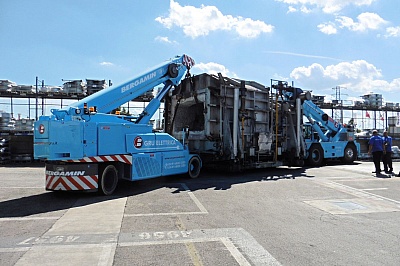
[
  {"x1": 275, "y1": 0, "x2": 378, "y2": 14},
  {"x1": 385, "y1": 26, "x2": 400, "y2": 37},
  {"x1": 100, "y1": 62, "x2": 114, "y2": 67},
  {"x1": 319, "y1": 13, "x2": 388, "y2": 35},
  {"x1": 290, "y1": 60, "x2": 400, "y2": 94},
  {"x1": 300, "y1": 6, "x2": 312, "y2": 13},
  {"x1": 317, "y1": 23, "x2": 338, "y2": 35},
  {"x1": 156, "y1": 0, "x2": 274, "y2": 38},
  {"x1": 155, "y1": 36, "x2": 178, "y2": 44},
  {"x1": 336, "y1": 13, "x2": 387, "y2": 32},
  {"x1": 287, "y1": 6, "x2": 297, "y2": 13},
  {"x1": 234, "y1": 18, "x2": 274, "y2": 38},
  {"x1": 192, "y1": 62, "x2": 235, "y2": 77}
]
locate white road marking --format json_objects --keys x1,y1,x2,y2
[
  {"x1": 14, "y1": 197, "x2": 127, "y2": 266},
  {"x1": 361, "y1": 188, "x2": 388, "y2": 191},
  {"x1": 0, "y1": 217, "x2": 60, "y2": 221},
  {"x1": 118, "y1": 228, "x2": 281, "y2": 266},
  {"x1": 98, "y1": 244, "x2": 117, "y2": 266},
  {"x1": 2, "y1": 227, "x2": 280, "y2": 266},
  {"x1": 180, "y1": 183, "x2": 208, "y2": 213},
  {"x1": 308, "y1": 180, "x2": 400, "y2": 214},
  {"x1": 0, "y1": 247, "x2": 30, "y2": 252},
  {"x1": 123, "y1": 183, "x2": 208, "y2": 217},
  {"x1": 119, "y1": 237, "x2": 252, "y2": 265},
  {"x1": 118, "y1": 237, "x2": 220, "y2": 246},
  {"x1": 220, "y1": 237, "x2": 252, "y2": 266},
  {"x1": 17, "y1": 235, "x2": 82, "y2": 246},
  {"x1": 124, "y1": 211, "x2": 207, "y2": 217},
  {"x1": 0, "y1": 187, "x2": 43, "y2": 189},
  {"x1": 324, "y1": 181, "x2": 400, "y2": 205},
  {"x1": 15, "y1": 243, "x2": 116, "y2": 249}
]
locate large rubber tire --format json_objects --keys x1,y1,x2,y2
[
  {"x1": 99, "y1": 165, "x2": 118, "y2": 195},
  {"x1": 341, "y1": 144, "x2": 357, "y2": 164},
  {"x1": 188, "y1": 156, "x2": 201, "y2": 179},
  {"x1": 307, "y1": 145, "x2": 324, "y2": 166}
]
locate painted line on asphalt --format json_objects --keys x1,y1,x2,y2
[
  {"x1": 9, "y1": 243, "x2": 112, "y2": 250},
  {"x1": 0, "y1": 217, "x2": 60, "y2": 221},
  {"x1": 175, "y1": 214, "x2": 204, "y2": 266},
  {"x1": 180, "y1": 183, "x2": 208, "y2": 213},
  {"x1": 14, "y1": 197, "x2": 127, "y2": 266},
  {"x1": 0, "y1": 247, "x2": 30, "y2": 252},
  {"x1": 361, "y1": 188, "x2": 388, "y2": 191},
  {"x1": 119, "y1": 237, "x2": 220, "y2": 246},
  {"x1": 124, "y1": 211, "x2": 207, "y2": 217},
  {"x1": 119, "y1": 237, "x2": 251, "y2": 266},
  {"x1": 98, "y1": 244, "x2": 118, "y2": 266},
  {"x1": 318, "y1": 180, "x2": 400, "y2": 205},
  {"x1": 329, "y1": 178, "x2": 388, "y2": 182},
  {"x1": 118, "y1": 228, "x2": 281, "y2": 266},
  {"x1": 124, "y1": 183, "x2": 208, "y2": 217},
  {"x1": 220, "y1": 237, "x2": 252, "y2": 266},
  {"x1": 0, "y1": 187, "x2": 43, "y2": 189},
  {"x1": 2, "y1": 228, "x2": 281, "y2": 266}
]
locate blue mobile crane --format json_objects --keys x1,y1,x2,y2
[
  {"x1": 303, "y1": 96, "x2": 360, "y2": 166},
  {"x1": 34, "y1": 55, "x2": 201, "y2": 195},
  {"x1": 274, "y1": 81, "x2": 360, "y2": 166}
]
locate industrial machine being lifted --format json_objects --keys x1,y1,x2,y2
[
  {"x1": 34, "y1": 55, "x2": 201, "y2": 195},
  {"x1": 165, "y1": 73, "x2": 359, "y2": 170},
  {"x1": 166, "y1": 74, "x2": 306, "y2": 169}
]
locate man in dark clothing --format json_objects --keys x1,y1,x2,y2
[
  {"x1": 368, "y1": 130, "x2": 384, "y2": 174},
  {"x1": 382, "y1": 131, "x2": 393, "y2": 173}
]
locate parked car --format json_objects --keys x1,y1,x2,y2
[{"x1": 392, "y1": 146, "x2": 399, "y2": 158}]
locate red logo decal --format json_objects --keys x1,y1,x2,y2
[
  {"x1": 39, "y1": 124, "x2": 45, "y2": 134},
  {"x1": 134, "y1": 136, "x2": 143, "y2": 148}
]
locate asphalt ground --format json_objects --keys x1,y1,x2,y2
[{"x1": 0, "y1": 161, "x2": 400, "y2": 266}]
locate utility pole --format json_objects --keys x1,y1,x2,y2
[
  {"x1": 333, "y1": 86, "x2": 343, "y2": 124},
  {"x1": 35, "y1": 76, "x2": 44, "y2": 120},
  {"x1": 332, "y1": 86, "x2": 350, "y2": 124}
]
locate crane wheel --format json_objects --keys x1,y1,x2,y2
[
  {"x1": 307, "y1": 144, "x2": 324, "y2": 166},
  {"x1": 341, "y1": 144, "x2": 357, "y2": 164},
  {"x1": 99, "y1": 165, "x2": 118, "y2": 195},
  {"x1": 188, "y1": 156, "x2": 201, "y2": 179},
  {"x1": 168, "y1": 63, "x2": 179, "y2": 78}
]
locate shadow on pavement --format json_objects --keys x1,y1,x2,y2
[
  {"x1": 375, "y1": 172, "x2": 395, "y2": 178},
  {"x1": 0, "y1": 166, "x2": 313, "y2": 218},
  {"x1": 167, "y1": 166, "x2": 314, "y2": 193}
]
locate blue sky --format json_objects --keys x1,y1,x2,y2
[{"x1": 0, "y1": 0, "x2": 399, "y2": 124}]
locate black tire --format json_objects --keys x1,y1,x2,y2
[
  {"x1": 307, "y1": 144, "x2": 324, "y2": 166},
  {"x1": 99, "y1": 165, "x2": 118, "y2": 195},
  {"x1": 188, "y1": 156, "x2": 201, "y2": 179},
  {"x1": 341, "y1": 144, "x2": 357, "y2": 164}
]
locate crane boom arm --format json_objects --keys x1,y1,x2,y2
[
  {"x1": 302, "y1": 99, "x2": 342, "y2": 141},
  {"x1": 52, "y1": 55, "x2": 195, "y2": 120}
]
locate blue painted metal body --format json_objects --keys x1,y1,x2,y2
[
  {"x1": 34, "y1": 55, "x2": 200, "y2": 182},
  {"x1": 302, "y1": 100, "x2": 361, "y2": 158},
  {"x1": 274, "y1": 81, "x2": 360, "y2": 161}
]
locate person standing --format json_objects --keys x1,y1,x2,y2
[
  {"x1": 368, "y1": 130, "x2": 384, "y2": 174},
  {"x1": 382, "y1": 131, "x2": 393, "y2": 173}
]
